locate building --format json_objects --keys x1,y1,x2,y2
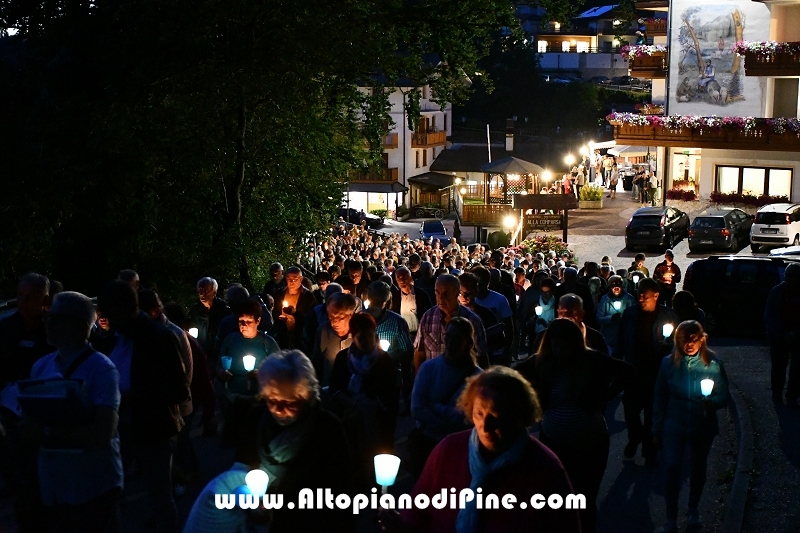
[
  {"x1": 608, "y1": 0, "x2": 800, "y2": 202},
  {"x1": 347, "y1": 85, "x2": 452, "y2": 216}
]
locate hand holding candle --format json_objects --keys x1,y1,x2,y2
[
  {"x1": 243, "y1": 355, "x2": 257, "y2": 372},
  {"x1": 700, "y1": 378, "x2": 714, "y2": 397},
  {"x1": 535, "y1": 305, "x2": 543, "y2": 316},
  {"x1": 379, "y1": 339, "x2": 390, "y2": 351},
  {"x1": 662, "y1": 323, "x2": 674, "y2": 338},
  {"x1": 613, "y1": 301, "x2": 622, "y2": 311},
  {"x1": 245, "y1": 469, "x2": 269, "y2": 496},
  {"x1": 188, "y1": 327, "x2": 199, "y2": 339}
]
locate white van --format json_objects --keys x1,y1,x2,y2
[{"x1": 750, "y1": 203, "x2": 800, "y2": 252}]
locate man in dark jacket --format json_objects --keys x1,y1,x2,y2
[
  {"x1": 189, "y1": 277, "x2": 230, "y2": 363},
  {"x1": 98, "y1": 281, "x2": 189, "y2": 533},
  {"x1": 555, "y1": 267, "x2": 596, "y2": 329},
  {"x1": 764, "y1": 262, "x2": 800, "y2": 407},
  {"x1": 616, "y1": 278, "x2": 678, "y2": 465}
]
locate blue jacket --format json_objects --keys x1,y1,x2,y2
[
  {"x1": 652, "y1": 353, "x2": 730, "y2": 439},
  {"x1": 596, "y1": 292, "x2": 636, "y2": 350}
]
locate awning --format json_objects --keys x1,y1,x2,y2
[
  {"x1": 408, "y1": 172, "x2": 455, "y2": 189},
  {"x1": 480, "y1": 156, "x2": 545, "y2": 175},
  {"x1": 608, "y1": 145, "x2": 652, "y2": 157},
  {"x1": 347, "y1": 182, "x2": 408, "y2": 193},
  {"x1": 589, "y1": 140, "x2": 617, "y2": 150}
]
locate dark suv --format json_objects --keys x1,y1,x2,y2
[
  {"x1": 337, "y1": 208, "x2": 383, "y2": 229},
  {"x1": 683, "y1": 256, "x2": 787, "y2": 335},
  {"x1": 625, "y1": 206, "x2": 690, "y2": 250}
]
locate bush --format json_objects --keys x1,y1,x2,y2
[
  {"x1": 369, "y1": 209, "x2": 387, "y2": 219},
  {"x1": 518, "y1": 235, "x2": 578, "y2": 263},
  {"x1": 666, "y1": 189, "x2": 696, "y2": 201},
  {"x1": 710, "y1": 192, "x2": 789, "y2": 207},
  {"x1": 396, "y1": 205, "x2": 409, "y2": 217},
  {"x1": 488, "y1": 230, "x2": 510, "y2": 250},
  {"x1": 579, "y1": 184, "x2": 604, "y2": 201}
]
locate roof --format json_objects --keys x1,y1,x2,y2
[
  {"x1": 407, "y1": 172, "x2": 455, "y2": 189},
  {"x1": 633, "y1": 206, "x2": 669, "y2": 215},
  {"x1": 575, "y1": 5, "x2": 618, "y2": 19},
  {"x1": 430, "y1": 145, "x2": 551, "y2": 173},
  {"x1": 697, "y1": 207, "x2": 738, "y2": 216},
  {"x1": 756, "y1": 203, "x2": 800, "y2": 213}
]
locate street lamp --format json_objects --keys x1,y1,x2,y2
[
  {"x1": 579, "y1": 146, "x2": 589, "y2": 157},
  {"x1": 564, "y1": 154, "x2": 576, "y2": 172},
  {"x1": 503, "y1": 215, "x2": 517, "y2": 231}
]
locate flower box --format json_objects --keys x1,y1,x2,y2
[
  {"x1": 734, "y1": 41, "x2": 800, "y2": 77},
  {"x1": 578, "y1": 200, "x2": 603, "y2": 209},
  {"x1": 644, "y1": 19, "x2": 667, "y2": 36}
]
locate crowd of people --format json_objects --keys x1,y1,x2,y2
[{"x1": 0, "y1": 220, "x2": 744, "y2": 533}]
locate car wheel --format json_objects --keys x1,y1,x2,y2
[
  {"x1": 793, "y1": 234, "x2": 800, "y2": 246},
  {"x1": 750, "y1": 243, "x2": 760, "y2": 253},
  {"x1": 688, "y1": 246, "x2": 697, "y2": 254},
  {"x1": 625, "y1": 243, "x2": 634, "y2": 251},
  {"x1": 416, "y1": 208, "x2": 425, "y2": 218},
  {"x1": 434, "y1": 209, "x2": 444, "y2": 220}
]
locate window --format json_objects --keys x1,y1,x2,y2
[
  {"x1": 562, "y1": 41, "x2": 571, "y2": 52},
  {"x1": 538, "y1": 41, "x2": 548, "y2": 53},
  {"x1": 715, "y1": 165, "x2": 793, "y2": 197},
  {"x1": 422, "y1": 149, "x2": 428, "y2": 167},
  {"x1": 415, "y1": 151, "x2": 420, "y2": 168}
]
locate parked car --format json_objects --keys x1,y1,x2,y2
[
  {"x1": 589, "y1": 76, "x2": 609, "y2": 85},
  {"x1": 688, "y1": 207, "x2": 753, "y2": 253},
  {"x1": 337, "y1": 207, "x2": 383, "y2": 229},
  {"x1": 750, "y1": 203, "x2": 800, "y2": 252},
  {"x1": 683, "y1": 256, "x2": 787, "y2": 335},
  {"x1": 624, "y1": 206, "x2": 690, "y2": 250},
  {"x1": 609, "y1": 75, "x2": 636, "y2": 86},
  {"x1": 420, "y1": 220, "x2": 451, "y2": 245},
  {"x1": 769, "y1": 245, "x2": 800, "y2": 257}
]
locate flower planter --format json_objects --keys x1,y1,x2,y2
[
  {"x1": 578, "y1": 200, "x2": 603, "y2": 209},
  {"x1": 629, "y1": 53, "x2": 667, "y2": 79},
  {"x1": 397, "y1": 214, "x2": 410, "y2": 222},
  {"x1": 742, "y1": 48, "x2": 800, "y2": 77}
]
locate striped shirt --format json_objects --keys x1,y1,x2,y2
[{"x1": 414, "y1": 305, "x2": 487, "y2": 362}]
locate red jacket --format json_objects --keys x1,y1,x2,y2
[{"x1": 401, "y1": 430, "x2": 582, "y2": 533}]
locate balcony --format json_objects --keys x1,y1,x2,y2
[
  {"x1": 411, "y1": 130, "x2": 447, "y2": 148},
  {"x1": 382, "y1": 133, "x2": 398, "y2": 149},
  {"x1": 629, "y1": 52, "x2": 667, "y2": 78},
  {"x1": 743, "y1": 47, "x2": 800, "y2": 77},
  {"x1": 644, "y1": 19, "x2": 667, "y2": 37},
  {"x1": 349, "y1": 167, "x2": 399, "y2": 182},
  {"x1": 611, "y1": 123, "x2": 800, "y2": 152},
  {"x1": 462, "y1": 204, "x2": 515, "y2": 226}
]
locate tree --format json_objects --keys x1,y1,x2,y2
[{"x1": 0, "y1": 0, "x2": 518, "y2": 299}]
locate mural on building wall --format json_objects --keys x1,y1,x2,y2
[{"x1": 669, "y1": 0, "x2": 770, "y2": 116}]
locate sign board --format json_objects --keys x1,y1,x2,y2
[{"x1": 524, "y1": 215, "x2": 564, "y2": 233}]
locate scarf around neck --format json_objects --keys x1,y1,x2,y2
[
  {"x1": 257, "y1": 404, "x2": 319, "y2": 489},
  {"x1": 346, "y1": 345, "x2": 381, "y2": 395},
  {"x1": 456, "y1": 428, "x2": 529, "y2": 533}
]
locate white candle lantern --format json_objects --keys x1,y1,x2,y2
[
  {"x1": 613, "y1": 301, "x2": 622, "y2": 311},
  {"x1": 243, "y1": 355, "x2": 257, "y2": 372},
  {"x1": 245, "y1": 469, "x2": 270, "y2": 496},
  {"x1": 283, "y1": 300, "x2": 289, "y2": 308},
  {"x1": 662, "y1": 323, "x2": 674, "y2": 338},
  {"x1": 379, "y1": 339, "x2": 390, "y2": 351},
  {"x1": 374, "y1": 454, "x2": 401, "y2": 494},
  {"x1": 700, "y1": 379, "x2": 714, "y2": 397},
  {"x1": 535, "y1": 305, "x2": 543, "y2": 316},
  {"x1": 363, "y1": 299, "x2": 370, "y2": 309},
  {"x1": 188, "y1": 327, "x2": 199, "y2": 339},
  {"x1": 632, "y1": 275, "x2": 641, "y2": 284}
]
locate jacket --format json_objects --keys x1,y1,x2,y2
[
  {"x1": 652, "y1": 353, "x2": 730, "y2": 439},
  {"x1": 764, "y1": 281, "x2": 800, "y2": 343},
  {"x1": 616, "y1": 304, "x2": 678, "y2": 380}
]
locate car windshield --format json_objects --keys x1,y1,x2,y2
[
  {"x1": 692, "y1": 217, "x2": 725, "y2": 229},
  {"x1": 756, "y1": 212, "x2": 788, "y2": 225},
  {"x1": 629, "y1": 215, "x2": 662, "y2": 228},
  {"x1": 422, "y1": 221, "x2": 445, "y2": 233}
]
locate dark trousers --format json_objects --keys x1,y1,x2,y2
[
  {"x1": 662, "y1": 432, "x2": 714, "y2": 521},
  {"x1": 174, "y1": 412, "x2": 199, "y2": 483},
  {"x1": 45, "y1": 487, "x2": 121, "y2": 533},
  {"x1": 770, "y1": 340, "x2": 800, "y2": 400},
  {"x1": 134, "y1": 437, "x2": 179, "y2": 533},
  {"x1": 623, "y1": 386, "x2": 656, "y2": 459},
  {"x1": 540, "y1": 431, "x2": 609, "y2": 533}
]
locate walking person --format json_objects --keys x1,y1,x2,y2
[
  {"x1": 516, "y1": 319, "x2": 633, "y2": 532},
  {"x1": 606, "y1": 164, "x2": 619, "y2": 199},
  {"x1": 764, "y1": 263, "x2": 800, "y2": 406},
  {"x1": 652, "y1": 320, "x2": 730, "y2": 532}
]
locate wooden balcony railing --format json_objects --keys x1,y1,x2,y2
[
  {"x1": 350, "y1": 167, "x2": 399, "y2": 182},
  {"x1": 382, "y1": 133, "x2": 399, "y2": 149},
  {"x1": 612, "y1": 123, "x2": 800, "y2": 152},
  {"x1": 462, "y1": 204, "x2": 515, "y2": 226},
  {"x1": 744, "y1": 49, "x2": 800, "y2": 77},
  {"x1": 629, "y1": 52, "x2": 667, "y2": 78},
  {"x1": 411, "y1": 130, "x2": 447, "y2": 148},
  {"x1": 644, "y1": 19, "x2": 667, "y2": 36}
]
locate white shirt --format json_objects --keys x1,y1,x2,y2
[{"x1": 400, "y1": 290, "x2": 419, "y2": 333}]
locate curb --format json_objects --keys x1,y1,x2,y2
[{"x1": 721, "y1": 381, "x2": 754, "y2": 533}]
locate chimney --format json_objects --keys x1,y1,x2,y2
[{"x1": 505, "y1": 118, "x2": 515, "y2": 152}]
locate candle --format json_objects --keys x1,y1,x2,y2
[
  {"x1": 535, "y1": 305, "x2": 543, "y2": 316},
  {"x1": 632, "y1": 274, "x2": 641, "y2": 284},
  {"x1": 283, "y1": 300, "x2": 289, "y2": 309},
  {"x1": 379, "y1": 339, "x2": 390, "y2": 351},
  {"x1": 243, "y1": 355, "x2": 257, "y2": 372},
  {"x1": 221, "y1": 356, "x2": 233, "y2": 371},
  {"x1": 374, "y1": 454, "x2": 401, "y2": 494},
  {"x1": 700, "y1": 378, "x2": 714, "y2": 397},
  {"x1": 245, "y1": 469, "x2": 269, "y2": 496},
  {"x1": 613, "y1": 301, "x2": 622, "y2": 311},
  {"x1": 363, "y1": 299, "x2": 370, "y2": 309},
  {"x1": 188, "y1": 327, "x2": 199, "y2": 339},
  {"x1": 662, "y1": 323, "x2": 674, "y2": 338}
]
